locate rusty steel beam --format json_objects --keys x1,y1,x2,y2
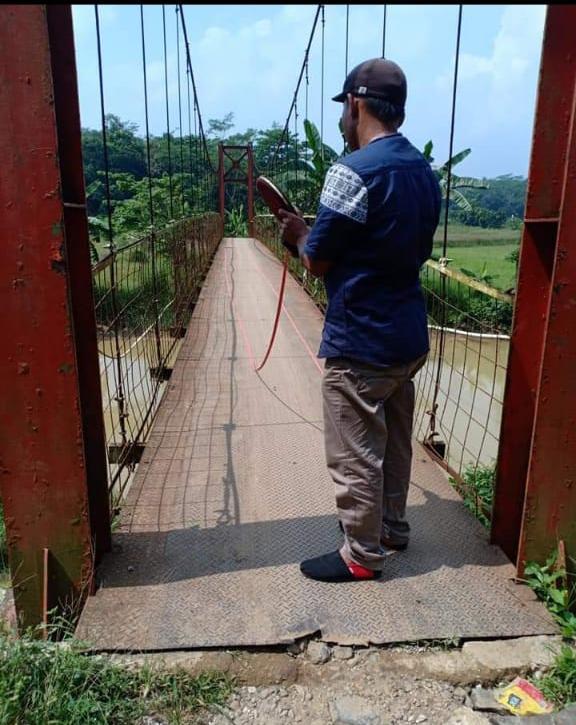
[
  {"x1": 219, "y1": 144, "x2": 254, "y2": 236},
  {"x1": 516, "y1": 23, "x2": 576, "y2": 572},
  {"x1": 0, "y1": 5, "x2": 110, "y2": 630},
  {"x1": 491, "y1": 5, "x2": 576, "y2": 569}
]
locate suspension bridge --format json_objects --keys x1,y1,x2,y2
[{"x1": 0, "y1": 5, "x2": 574, "y2": 649}]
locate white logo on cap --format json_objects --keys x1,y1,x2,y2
[{"x1": 358, "y1": 86, "x2": 367, "y2": 94}]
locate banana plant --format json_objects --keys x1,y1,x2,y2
[
  {"x1": 225, "y1": 204, "x2": 248, "y2": 237},
  {"x1": 282, "y1": 119, "x2": 339, "y2": 212},
  {"x1": 423, "y1": 141, "x2": 488, "y2": 211}
]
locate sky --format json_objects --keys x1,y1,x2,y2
[{"x1": 72, "y1": 4, "x2": 546, "y2": 179}]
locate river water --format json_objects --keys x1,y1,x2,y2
[{"x1": 415, "y1": 329, "x2": 510, "y2": 475}]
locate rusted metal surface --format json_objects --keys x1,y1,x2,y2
[
  {"x1": 218, "y1": 144, "x2": 255, "y2": 232},
  {"x1": 516, "y1": 40, "x2": 576, "y2": 570},
  {"x1": 491, "y1": 5, "x2": 576, "y2": 565},
  {"x1": 46, "y1": 4, "x2": 111, "y2": 560},
  {"x1": 247, "y1": 145, "x2": 255, "y2": 236},
  {"x1": 0, "y1": 4, "x2": 105, "y2": 629}
]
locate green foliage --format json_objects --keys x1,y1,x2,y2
[
  {"x1": 461, "y1": 262, "x2": 493, "y2": 286},
  {"x1": 0, "y1": 499, "x2": 7, "y2": 580},
  {"x1": 422, "y1": 268, "x2": 513, "y2": 333},
  {"x1": 424, "y1": 140, "x2": 489, "y2": 212},
  {"x1": 87, "y1": 216, "x2": 110, "y2": 263},
  {"x1": 0, "y1": 625, "x2": 232, "y2": 724},
  {"x1": 524, "y1": 553, "x2": 576, "y2": 639},
  {"x1": 463, "y1": 174, "x2": 527, "y2": 221},
  {"x1": 225, "y1": 204, "x2": 248, "y2": 237},
  {"x1": 537, "y1": 645, "x2": 576, "y2": 707},
  {"x1": 81, "y1": 115, "x2": 147, "y2": 193},
  {"x1": 466, "y1": 295, "x2": 513, "y2": 330},
  {"x1": 80, "y1": 112, "x2": 527, "y2": 265},
  {"x1": 283, "y1": 119, "x2": 339, "y2": 214},
  {"x1": 455, "y1": 206, "x2": 507, "y2": 228},
  {"x1": 506, "y1": 246, "x2": 520, "y2": 265},
  {"x1": 450, "y1": 463, "x2": 494, "y2": 528}
]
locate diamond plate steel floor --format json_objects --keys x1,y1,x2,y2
[{"x1": 77, "y1": 238, "x2": 556, "y2": 650}]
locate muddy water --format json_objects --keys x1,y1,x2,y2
[
  {"x1": 98, "y1": 332, "x2": 179, "y2": 499},
  {"x1": 415, "y1": 330, "x2": 510, "y2": 475}
]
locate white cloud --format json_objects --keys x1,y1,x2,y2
[
  {"x1": 435, "y1": 5, "x2": 545, "y2": 123},
  {"x1": 191, "y1": 7, "x2": 318, "y2": 128}
]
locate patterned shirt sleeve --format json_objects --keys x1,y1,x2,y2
[
  {"x1": 303, "y1": 163, "x2": 368, "y2": 263},
  {"x1": 319, "y1": 163, "x2": 368, "y2": 223}
]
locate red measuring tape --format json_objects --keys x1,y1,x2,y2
[{"x1": 254, "y1": 176, "x2": 298, "y2": 372}]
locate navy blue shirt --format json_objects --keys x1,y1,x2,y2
[{"x1": 303, "y1": 133, "x2": 441, "y2": 367}]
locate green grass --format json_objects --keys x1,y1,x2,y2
[
  {"x1": 0, "y1": 500, "x2": 8, "y2": 584},
  {"x1": 433, "y1": 243, "x2": 519, "y2": 291},
  {"x1": 0, "y1": 625, "x2": 232, "y2": 724},
  {"x1": 523, "y1": 551, "x2": 576, "y2": 709},
  {"x1": 537, "y1": 645, "x2": 576, "y2": 708},
  {"x1": 434, "y1": 223, "x2": 521, "y2": 247}
]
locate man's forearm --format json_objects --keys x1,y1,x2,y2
[
  {"x1": 295, "y1": 231, "x2": 331, "y2": 278},
  {"x1": 296, "y1": 232, "x2": 310, "y2": 259}
]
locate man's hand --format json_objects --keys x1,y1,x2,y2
[
  {"x1": 278, "y1": 207, "x2": 331, "y2": 277},
  {"x1": 278, "y1": 208, "x2": 308, "y2": 257}
]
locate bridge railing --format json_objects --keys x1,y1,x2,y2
[
  {"x1": 92, "y1": 212, "x2": 222, "y2": 507},
  {"x1": 253, "y1": 214, "x2": 514, "y2": 523}
]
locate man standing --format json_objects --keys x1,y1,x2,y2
[{"x1": 278, "y1": 59, "x2": 441, "y2": 583}]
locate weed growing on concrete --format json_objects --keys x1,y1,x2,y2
[
  {"x1": 524, "y1": 553, "x2": 576, "y2": 639},
  {"x1": 537, "y1": 645, "x2": 576, "y2": 707}
]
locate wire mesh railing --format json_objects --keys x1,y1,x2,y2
[
  {"x1": 415, "y1": 260, "x2": 513, "y2": 522},
  {"x1": 93, "y1": 212, "x2": 222, "y2": 507},
  {"x1": 253, "y1": 214, "x2": 514, "y2": 523}
]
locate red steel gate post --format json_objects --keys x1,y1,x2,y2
[
  {"x1": 491, "y1": 5, "x2": 576, "y2": 571},
  {"x1": 0, "y1": 5, "x2": 111, "y2": 630}
]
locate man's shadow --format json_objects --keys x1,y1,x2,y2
[{"x1": 98, "y1": 480, "x2": 509, "y2": 589}]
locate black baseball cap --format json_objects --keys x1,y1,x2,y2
[{"x1": 332, "y1": 58, "x2": 407, "y2": 107}]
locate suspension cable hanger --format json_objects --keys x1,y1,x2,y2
[{"x1": 427, "y1": 4, "x2": 463, "y2": 452}]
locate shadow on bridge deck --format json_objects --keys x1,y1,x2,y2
[{"x1": 77, "y1": 238, "x2": 555, "y2": 650}]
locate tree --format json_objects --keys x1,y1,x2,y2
[
  {"x1": 207, "y1": 112, "x2": 235, "y2": 139},
  {"x1": 423, "y1": 141, "x2": 488, "y2": 211}
]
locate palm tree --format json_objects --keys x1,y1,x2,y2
[{"x1": 423, "y1": 141, "x2": 488, "y2": 211}]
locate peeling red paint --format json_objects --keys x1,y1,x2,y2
[{"x1": 0, "y1": 4, "x2": 110, "y2": 630}]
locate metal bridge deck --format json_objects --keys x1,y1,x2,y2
[{"x1": 77, "y1": 238, "x2": 555, "y2": 649}]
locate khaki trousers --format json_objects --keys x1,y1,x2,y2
[{"x1": 322, "y1": 354, "x2": 427, "y2": 570}]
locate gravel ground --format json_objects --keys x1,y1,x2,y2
[{"x1": 198, "y1": 648, "x2": 468, "y2": 725}]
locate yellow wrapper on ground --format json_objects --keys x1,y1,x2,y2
[{"x1": 497, "y1": 677, "x2": 554, "y2": 715}]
